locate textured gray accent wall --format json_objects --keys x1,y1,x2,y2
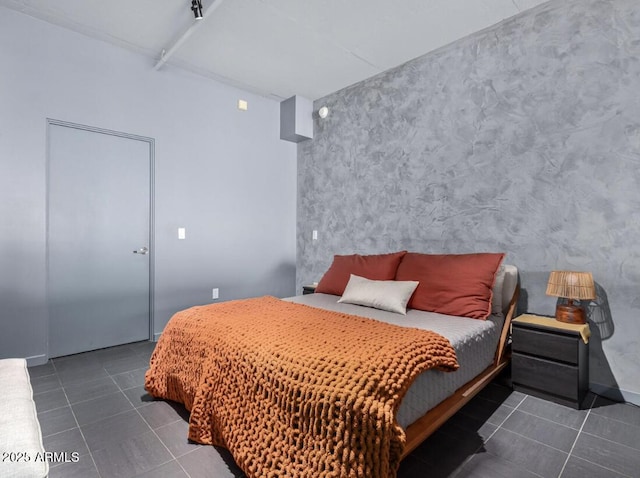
[{"x1": 297, "y1": 0, "x2": 640, "y2": 403}]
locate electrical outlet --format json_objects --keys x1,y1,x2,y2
[{"x1": 212, "y1": 288, "x2": 219, "y2": 300}]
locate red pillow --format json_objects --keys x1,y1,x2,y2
[
  {"x1": 316, "y1": 251, "x2": 407, "y2": 296},
  {"x1": 395, "y1": 252, "x2": 505, "y2": 319}
]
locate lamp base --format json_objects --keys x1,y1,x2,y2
[{"x1": 555, "y1": 304, "x2": 586, "y2": 324}]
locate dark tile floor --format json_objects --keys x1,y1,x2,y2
[{"x1": 28, "y1": 341, "x2": 640, "y2": 478}]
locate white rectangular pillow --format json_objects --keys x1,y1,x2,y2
[{"x1": 338, "y1": 274, "x2": 419, "y2": 315}]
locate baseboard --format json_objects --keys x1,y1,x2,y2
[
  {"x1": 591, "y1": 382, "x2": 640, "y2": 407},
  {"x1": 25, "y1": 354, "x2": 48, "y2": 367}
]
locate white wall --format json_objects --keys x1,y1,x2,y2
[{"x1": 0, "y1": 7, "x2": 297, "y2": 363}]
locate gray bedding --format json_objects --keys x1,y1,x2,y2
[{"x1": 284, "y1": 292, "x2": 504, "y2": 428}]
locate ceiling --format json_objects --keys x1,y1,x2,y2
[{"x1": 0, "y1": 0, "x2": 548, "y2": 100}]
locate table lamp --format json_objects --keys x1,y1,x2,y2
[{"x1": 545, "y1": 271, "x2": 596, "y2": 324}]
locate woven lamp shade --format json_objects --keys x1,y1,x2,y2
[
  {"x1": 546, "y1": 271, "x2": 595, "y2": 324},
  {"x1": 546, "y1": 271, "x2": 596, "y2": 300}
]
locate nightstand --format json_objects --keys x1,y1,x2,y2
[
  {"x1": 302, "y1": 284, "x2": 317, "y2": 295},
  {"x1": 511, "y1": 314, "x2": 589, "y2": 409}
]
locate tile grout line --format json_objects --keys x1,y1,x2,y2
[
  {"x1": 483, "y1": 391, "x2": 527, "y2": 443},
  {"x1": 475, "y1": 394, "x2": 564, "y2": 478},
  {"x1": 490, "y1": 423, "x2": 577, "y2": 456},
  {"x1": 579, "y1": 428, "x2": 640, "y2": 451},
  {"x1": 567, "y1": 430, "x2": 639, "y2": 477},
  {"x1": 509, "y1": 407, "x2": 587, "y2": 431},
  {"x1": 128, "y1": 389, "x2": 195, "y2": 477},
  {"x1": 55, "y1": 351, "x2": 184, "y2": 478},
  {"x1": 55, "y1": 350, "x2": 184, "y2": 477},
  {"x1": 556, "y1": 393, "x2": 597, "y2": 478},
  {"x1": 117, "y1": 357, "x2": 195, "y2": 478},
  {"x1": 39, "y1": 387, "x2": 131, "y2": 414},
  {"x1": 50, "y1": 359, "x2": 104, "y2": 478},
  {"x1": 588, "y1": 392, "x2": 640, "y2": 429},
  {"x1": 449, "y1": 393, "x2": 529, "y2": 478}
]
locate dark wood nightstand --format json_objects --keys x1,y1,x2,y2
[
  {"x1": 302, "y1": 284, "x2": 317, "y2": 295},
  {"x1": 511, "y1": 314, "x2": 589, "y2": 409}
]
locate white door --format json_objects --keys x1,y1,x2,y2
[{"x1": 48, "y1": 121, "x2": 153, "y2": 357}]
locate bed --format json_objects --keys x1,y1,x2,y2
[
  {"x1": 288, "y1": 263, "x2": 519, "y2": 458},
  {"x1": 145, "y1": 253, "x2": 519, "y2": 477}
]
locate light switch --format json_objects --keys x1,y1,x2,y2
[
  {"x1": 238, "y1": 99, "x2": 248, "y2": 111},
  {"x1": 312, "y1": 230, "x2": 318, "y2": 241},
  {"x1": 178, "y1": 227, "x2": 186, "y2": 240}
]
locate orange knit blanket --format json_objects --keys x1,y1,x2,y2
[{"x1": 145, "y1": 296, "x2": 458, "y2": 478}]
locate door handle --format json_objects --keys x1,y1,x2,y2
[{"x1": 133, "y1": 246, "x2": 149, "y2": 255}]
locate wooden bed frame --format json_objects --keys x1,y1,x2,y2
[
  {"x1": 148, "y1": 270, "x2": 520, "y2": 474},
  {"x1": 401, "y1": 283, "x2": 520, "y2": 458}
]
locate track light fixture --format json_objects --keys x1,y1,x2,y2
[{"x1": 191, "y1": 0, "x2": 203, "y2": 19}]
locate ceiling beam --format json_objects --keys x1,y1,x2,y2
[{"x1": 154, "y1": 0, "x2": 225, "y2": 71}]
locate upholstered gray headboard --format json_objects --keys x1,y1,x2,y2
[{"x1": 501, "y1": 264, "x2": 519, "y2": 315}]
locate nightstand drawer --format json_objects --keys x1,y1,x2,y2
[
  {"x1": 512, "y1": 352, "x2": 579, "y2": 400},
  {"x1": 512, "y1": 327, "x2": 578, "y2": 364}
]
